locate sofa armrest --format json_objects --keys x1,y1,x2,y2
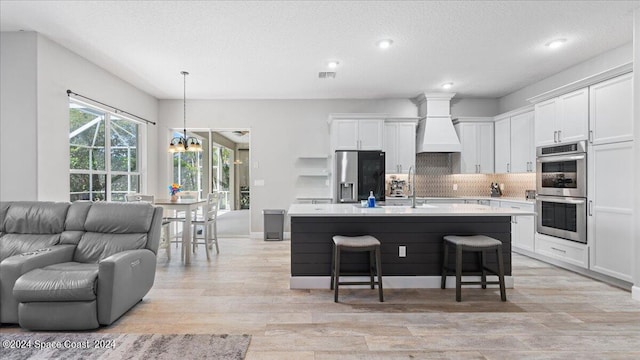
[
  {"x1": 0, "y1": 245, "x2": 76, "y2": 323},
  {"x1": 97, "y1": 249, "x2": 156, "y2": 325}
]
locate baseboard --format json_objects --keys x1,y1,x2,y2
[
  {"x1": 632, "y1": 286, "x2": 640, "y2": 301},
  {"x1": 290, "y1": 275, "x2": 514, "y2": 289}
]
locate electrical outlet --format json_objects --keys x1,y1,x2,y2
[
  {"x1": 453, "y1": 183, "x2": 458, "y2": 191},
  {"x1": 399, "y1": 245, "x2": 406, "y2": 257}
]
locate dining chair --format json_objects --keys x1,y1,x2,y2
[
  {"x1": 125, "y1": 193, "x2": 171, "y2": 260},
  {"x1": 191, "y1": 192, "x2": 220, "y2": 260},
  {"x1": 164, "y1": 190, "x2": 201, "y2": 246}
]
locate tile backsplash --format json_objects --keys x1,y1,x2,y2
[{"x1": 412, "y1": 153, "x2": 536, "y2": 198}]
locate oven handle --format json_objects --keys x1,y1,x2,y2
[
  {"x1": 537, "y1": 153, "x2": 586, "y2": 163},
  {"x1": 537, "y1": 195, "x2": 586, "y2": 205}
]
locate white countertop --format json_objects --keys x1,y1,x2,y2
[{"x1": 288, "y1": 203, "x2": 535, "y2": 217}]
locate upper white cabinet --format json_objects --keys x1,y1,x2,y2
[
  {"x1": 589, "y1": 73, "x2": 634, "y2": 145},
  {"x1": 494, "y1": 116, "x2": 510, "y2": 173},
  {"x1": 453, "y1": 118, "x2": 494, "y2": 174},
  {"x1": 329, "y1": 114, "x2": 385, "y2": 151},
  {"x1": 534, "y1": 88, "x2": 588, "y2": 146},
  {"x1": 384, "y1": 121, "x2": 416, "y2": 174},
  {"x1": 495, "y1": 109, "x2": 535, "y2": 173}
]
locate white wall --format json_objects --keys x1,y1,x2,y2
[
  {"x1": 158, "y1": 99, "x2": 417, "y2": 233},
  {"x1": 0, "y1": 32, "x2": 38, "y2": 201},
  {"x1": 0, "y1": 32, "x2": 159, "y2": 201},
  {"x1": 451, "y1": 98, "x2": 499, "y2": 117},
  {"x1": 499, "y1": 43, "x2": 634, "y2": 113},
  {"x1": 632, "y1": 8, "x2": 640, "y2": 302}
]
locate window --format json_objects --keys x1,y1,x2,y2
[{"x1": 69, "y1": 101, "x2": 142, "y2": 201}]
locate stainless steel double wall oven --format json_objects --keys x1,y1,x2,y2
[{"x1": 536, "y1": 141, "x2": 587, "y2": 243}]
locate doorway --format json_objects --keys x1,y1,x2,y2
[{"x1": 170, "y1": 129, "x2": 251, "y2": 237}]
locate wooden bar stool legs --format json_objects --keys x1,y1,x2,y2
[
  {"x1": 331, "y1": 235, "x2": 383, "y2": 303},
  {"x1": 441, "y1": 235, "x2": 507, "y2": 302}
]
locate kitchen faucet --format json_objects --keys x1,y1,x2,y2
[{"x1": 408, "y1": 166, "x2": 416, "y2": 208}]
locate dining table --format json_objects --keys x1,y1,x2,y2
[{"x1": 154, "y1": 198, "x2": 205, "y2": 264}]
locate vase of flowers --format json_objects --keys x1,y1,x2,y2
[{"x1": 169, "y1": 183, "x2": 182, "y2": 202}]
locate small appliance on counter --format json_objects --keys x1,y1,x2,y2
[
  {"x1": 388, "y1": 176, "x2": 407, "y2": 197},
  {"x1": 525, "y1": 190, "x2": 536, "y2": 200},
  {"x1": 490, "y1": 182, "x2": 502, "y2": 197}
]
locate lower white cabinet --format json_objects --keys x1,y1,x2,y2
[
  {"x1": 500, "y1": 202, "x2": 535, "y2": 252},
  {"x1": 384, "y1": 198, "x2": 412, "y2": 206},
  {"x1": 535, "y1": 233, "x2": 589, "y2": 268},
  {"x1": 588, "y1": 141, "x2": 634, "y2": 282}
]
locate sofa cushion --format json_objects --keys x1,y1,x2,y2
[
  {"x1": 0, "y1": 234, "x2": 60, "y2": 262},
  {"x1": 74, "y1": 233, "x2": 147, "y2": 263},
  {"x1": 3, "y1": 202, "x2": 70, "y2": 234},
  {"x1": 84, "y1": 202, "x2": 154, "y2": 234},
  {"x1": 64, "y1": 201, "x2": 93, "y2": 232},
  {"x1": 13, "y1": 262, "x2": 98, "y2": 302},
  {"x1": 0, "y1": 201, "x2": 11, "y2": 233}
]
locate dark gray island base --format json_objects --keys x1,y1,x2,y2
[{"x1": 290, "y1": 215, "x2": 512, "y2": 288}]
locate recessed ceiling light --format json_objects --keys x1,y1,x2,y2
[
  {"x1": 327, "y1": 61, "x2": 339, "y2": 69},
  {"x1": 441, "y1": 82, "x2": 453, "y2": 90},
  {"x1": 546, "y1": 38, "x2": 567, "y2": 49},
  {"x1": 376, "y1": 39, "x2": 393, "y2": 49}
]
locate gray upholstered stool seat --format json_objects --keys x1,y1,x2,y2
[
  {"x1": 441, "y1": 235, "x2": 506, "y2": 302},
  {"x1": 333, "y1": 235, "x2": 381, "y2": 248},
  {"x1": 331, "y1": 235, "x2": 383, "y2": 303},
  {"x1": 443, "y1": 235, "x2": 502, "y2": 248}
]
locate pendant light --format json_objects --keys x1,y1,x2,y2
[{"x1": 168, "y1": 71, "x2": 202, "y2": 153}]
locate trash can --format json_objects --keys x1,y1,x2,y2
[{"x1": 263, "y1": 209, "x2": 285, "y2": 241}]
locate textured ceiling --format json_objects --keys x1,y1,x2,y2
[{"x1": 1, "y1": 1, "x2": 638, "y2": 100}]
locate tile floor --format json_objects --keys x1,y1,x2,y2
[{"x1": 2, "y1": 237, "x2": 639, "y2": 359}]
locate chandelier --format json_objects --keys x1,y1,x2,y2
[{"x1": 168, "y1": 71, "x2": 202, "y2": 153}]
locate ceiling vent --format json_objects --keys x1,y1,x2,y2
[{"x1": 318, "y1": 72, "x2": 336, "y2": 79}]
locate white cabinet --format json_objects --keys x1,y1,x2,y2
[
  {"x1": 495, "y1": 110, "x2": 535, "y2": 173},
  {"x1": 330, "y1": 116, "x2": 384, "y2": 151},
  {"x1": 589, "y1": 73, "x2": 634, "y2": 145},
  {"x1": 510, "y1": 111, "x2": 535, "y2": 173},
  {"x1": 535, "y1": 88, "x2": 589, "y2": 146},
  {"x1": 588, "y1": 141, "x2": 634, "y2": 282},
  {"x1": 384, "y1": 121, "x2": 416, "y2": 174},
  {"x1": 384, "y1": 198, "x2": 412, "y2": 206},
  {"x1": 534, "y1": 98, "x2": 557, "y2": 146},
  {"x1": 535, "y1": 233, "x2": 589, "y2": 268},
  {"x1": 453, "y1": 119, "x2": 494, "y2": 174},
  {"x1": 494, "y1": 117, "x2": 510, "y2": 173},
  {"x1": 505, "y1": 203, "x2": 535, "y2": 252}
]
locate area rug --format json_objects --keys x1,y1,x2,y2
[{"x1": 0, "y1": 333, "x2": 251, "y2": 360}]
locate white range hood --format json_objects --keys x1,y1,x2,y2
[{"x1": 413, "y1": 93, "x2": 461, "y2": 153}]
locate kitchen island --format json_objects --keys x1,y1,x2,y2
[{"x1": 288, "y1": 203, "x2": 535, "y2": 289}]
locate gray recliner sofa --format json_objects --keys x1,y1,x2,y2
[{"x1": 0, "y1": 201, "x2": 162, "y2": 330}]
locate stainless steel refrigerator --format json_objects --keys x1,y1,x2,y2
[{"x1": 334, "y1": 150, "x2": 386, "y2": 203}]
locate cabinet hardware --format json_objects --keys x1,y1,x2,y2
[
  {"x1": 589, "y1": 130, "x2": 593, "y2": 143},
  {"x1": 553, "y1": 131, "x2": 558, "y2": 143},
  {"x1": 558, "y1": 130, "x2": 562, "y2": 142},
  {"x1": 507, "y1": 163, "x2": 510, "y2": 173},
  {"x1": 589, "y1": 200, "x2": 593, "y2": 216},
  {"x1": 550, "y1": 247, "x2": 567, "y2": 254},
  {"x1": 477, "y1": 164, "x2": 481, "y2": 173}
]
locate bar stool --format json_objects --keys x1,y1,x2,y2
[
  {"x1": 441, "y1": 235, "x2": 506, "y2": 302},
  {"x1": 331, "y1": 235, "x2": 383, "y2": 303}
]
